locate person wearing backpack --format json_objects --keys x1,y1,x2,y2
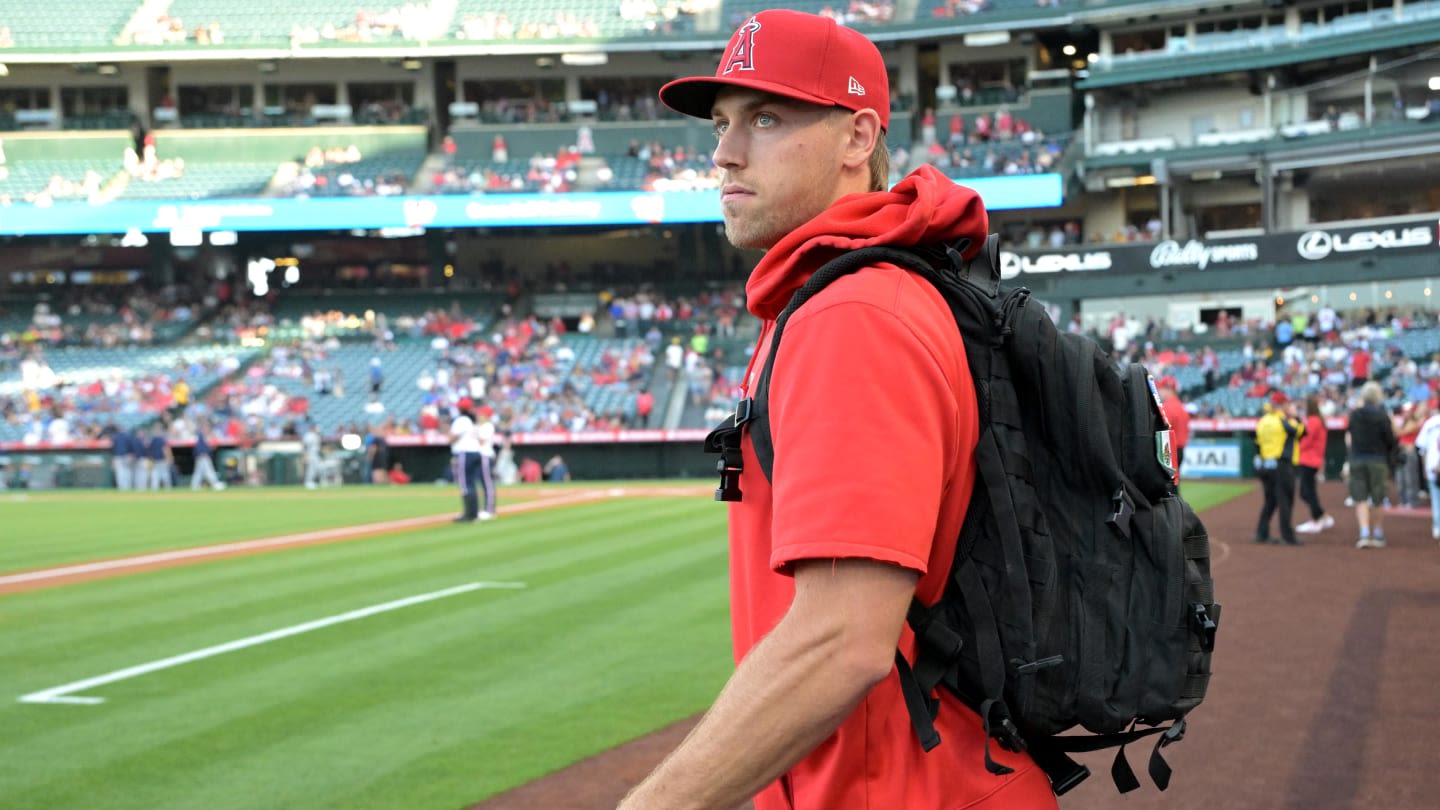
[{"x1": 620, "y1": 10, "x2": 1057, "y2": 810}]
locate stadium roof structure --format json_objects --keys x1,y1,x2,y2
[
  {"x1": 1078, "y1": 15, "x2": 1440, "y2": 89},
  {"x1": 1078, "y1": 119, "x2": 1440, "y2": 173},
  {"x1": 0, "y1": 0, "x2": 1216, "y2": 63}
]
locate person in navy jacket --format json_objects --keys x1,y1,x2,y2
[
  {"x1": 148, "y1": 427, "x2": 173, "y2": 489},
  {"x1": 110, "y1": 425, "x2": 134, "y2": 490}
]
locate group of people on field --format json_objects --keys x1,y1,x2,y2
[{"x1": 1252, "y1": 380, "x2": 1440, "y2": 548}]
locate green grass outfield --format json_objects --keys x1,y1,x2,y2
[{"x1": 0, "y1": 481, "x2": 1249, "y2": 809}]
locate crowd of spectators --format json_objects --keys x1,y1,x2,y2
[
  {"x1": 290, "y1": 5, "x2": 442, "y2": 48},
  {"x1": 453, "y1": 2, "x2": 699, "y2": 41},
  {"x1": 0, "y1": 285, "x2": 211, "y2": 351},
  {"x1": 124, "y1": 15, "x2": 226, "y2": 46},
  {"x1": 1, "y1": 347, "x2": 238, "y2": 446},
  {"x1": 624, "y1": 140, "x2": 720, "y2": 192},
  {"x1": 279, "y1": 143, "x2": 413, "y2": 197},
  {"x1": 431, "y1": 137, "x2": 719, "y2": 194},
  {"x1": 14, "y1": 264, "x2": 1440, "y2": 452},
  {"x1": 910, "y1": 107, "x2": 1067, "y2": 179},
  {"x1": 124, "y1": 138, "x2": 187, "y2": 186},
  {"x1": 1090, "y1": 305, "x2": 1440, "y2": 422},
  {"x1": 622, "y1": 0, "x2": 700, "y2": 35},
  {"x1": 931, "y1": 0, "x2": 993, "y2": 18},
  {"x1": 815, "y1": 2, "x2": 896, "y2": 25},
  {"x1": 5, "y1": 168, "x2": 108, "y2": 207},
  {"x1": 454, "y1": 11, "x2": 600, "y2": 41}
]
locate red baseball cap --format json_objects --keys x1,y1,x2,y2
[
  {"x1": 1269, "y1": 390, "x2": 1288, "y2": 405},
  {"x1": 659, "y1": 10, "x2": 890, "y2": 132}
]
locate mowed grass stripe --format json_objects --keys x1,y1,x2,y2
[
  {"x1": 4, "y1": 496, "x2": 722, "y2": 683},
  {"x1": 1178, "y1": 480, "x2": 1253, "y2": 513},
  {"x1": 0, "y1": 495, "x2": 721, "y2": 668},
  {"x1": 0, "y1": 487, "x2": 462, "y2": 572},
  {"x1": 122, "y1": 554, "x2": 730, "y2": 810},
  {"x1": 1, "y1": 496, "x2": 731, "y2": 810}
]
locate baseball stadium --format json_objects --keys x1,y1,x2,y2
[{"x1": 2, "y1": 1, "x2": 1439, "y2": 808}]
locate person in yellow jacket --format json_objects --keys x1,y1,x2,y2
[{"x1": 1254, "y1": 391, "x2": 1305, "y2": 545}]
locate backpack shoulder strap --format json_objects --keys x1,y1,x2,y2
[{"x1": 746, "y1": 246, "x2": 945, "y2": 480}]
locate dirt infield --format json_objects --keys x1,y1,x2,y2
[{"x1": 474, "y1": 481, "x2": 1440, "y2": 810}]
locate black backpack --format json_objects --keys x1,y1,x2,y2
[{"x1": 705, "y1": 235, "x2": 1219, "y2": 796}]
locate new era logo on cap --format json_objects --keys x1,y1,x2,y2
[{"x1": 848, "y1": 76, "x2": 866, "y2": 97}]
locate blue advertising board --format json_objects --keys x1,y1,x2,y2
[{"x1": 0, "y1": 174, "x2": 1065, "y2": 236}]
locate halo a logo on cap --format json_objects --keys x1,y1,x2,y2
[
  {"x1": 847, "y1": 76, "x2": 866, "y2": 96},
  {"x1": 721, "y1": 17, "x2": 761, "y2": 75}
]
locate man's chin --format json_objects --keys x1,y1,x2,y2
[{"x1": 722, "y1": 220, "x2": 777, "y2": 251}]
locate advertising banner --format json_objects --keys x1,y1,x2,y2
[
  {"x1": 1180, "y1": 440, "x2": 1243, "y2": 479},
  {"x1": 1000, "y1": 217, "x2": 1439, "y2": 278},
  {"x1": 0, "y1": 174, "x2": 1064, "y2": 236}
]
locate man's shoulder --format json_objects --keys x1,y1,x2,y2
[{"x1": 793, "y1": 260, "x2": 954, "y2": 331}]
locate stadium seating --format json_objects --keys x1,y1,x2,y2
[
  {"x1": 120, "y1": 162, "x2": 279, "y2": 200},
  {"x1": 450, "y1": 0, "x2": 682, "y2": 40},
  {"x1": 1184, "y1": 327, "x2": 1440, "y2": 417},
  {"x1": 296, "y1": 152, "x2": 425, "y2": 197},
  {"x1": 159, "y1": 0, "x2": 451, "y2": 47},
  {"x1": 1, "y1": 0, "x2": 137, "y2": 48},
  {"x1": 0, "y1": 159, "x2": 116, "y2": 203},
  {"x1": 560, "y1": 335, "x2": 651, "y2": 421},
  {"x1": 0, "y1": 343, "x2": 257, "y2": 442},
  {"x1": 112, "y1": 126, "x2": 430, "y2": 199}
]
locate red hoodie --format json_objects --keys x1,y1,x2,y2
[
  {"x1": 1298, "y1": 413, "x2": 1327, "y2": 469},
  {"x1": 731, "y1": 166, "x2": 1055, "y2": 810}
]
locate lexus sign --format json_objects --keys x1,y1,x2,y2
[
  {"x1": 1000, "y1": 250, "x2": 1112, "y2": 279},
  {"x1": 1295, "y1": 225, "x2": 1435, "y2": 260}
]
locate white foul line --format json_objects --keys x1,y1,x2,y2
[{"x1": 18, "y1": 581, "x2": 525, "y2": 706}]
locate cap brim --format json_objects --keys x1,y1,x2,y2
[{"x1": 659, "y1": 75, "x2": 839, "y2": 121}]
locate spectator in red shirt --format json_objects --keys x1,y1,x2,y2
[
  {"x1": 1351, "y1": 343, "x2": 1372, "y2": 387},
  {"x1": 1295, "y1": 394, "x2": 1335, "y2": 534},
  {"x1": 634, "y1": 387, "x2": 654, "y2": 427}
]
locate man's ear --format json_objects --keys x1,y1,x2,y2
[{"x1": 842, "y1": 109, "x2": 883, "y2": 170}]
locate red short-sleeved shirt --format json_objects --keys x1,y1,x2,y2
[{"x1": 729, "y1": 263, "x2": 1057, "y2": 810}]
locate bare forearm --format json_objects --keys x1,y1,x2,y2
[
  {"x1": 619, "y1": 619, "x2": 882, "y2": 810},
  {"x1": 620, "y1": 560, "x2": 918, "y2": 810}
]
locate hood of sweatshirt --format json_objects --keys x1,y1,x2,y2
[{"x1": 744, "y1": 164, "x2": 989, "y2": 320}]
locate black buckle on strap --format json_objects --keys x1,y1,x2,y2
[
  {"x1": 703, "y1": 399, "x2": 752, "y2": 503},
  {"x1": 1190, "y1": 603, "x2": 1217, "y2": 652}
]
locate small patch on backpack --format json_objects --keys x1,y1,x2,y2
[
  {"x1": 1156, "y1": 429, "x2": 1176, "y2": 476},
  {"x1": 1146, "y1": 374, "x2": 1169, "y2": 429}
]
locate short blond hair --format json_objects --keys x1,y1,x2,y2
[
  {"x1": 1360, "y1": 381, "x2": 1384, "y2": 405},
  {"x1": 866, "y1": 131, "x2": 889, "y2": 191}
]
